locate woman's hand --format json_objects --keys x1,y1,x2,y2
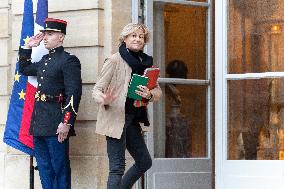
[
  {"x1": 136, "y1": 85, "x2": 152, "y2": 99},
  {"x1": 25, "y1": 33, "x2": 44, "y2": 48},
  {"x1": 101, "y1": 87, "x2": 117, "y2": 105}
]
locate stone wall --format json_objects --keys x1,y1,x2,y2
[
  {"x1": 0, "y1": 0, "x2": 132, "y2": 188},
  {"x1": 0, "y1": 0, "x2": 11, "y2": 187}
]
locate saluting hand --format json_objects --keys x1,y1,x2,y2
[
  {"x1": 56, "y1": 122, "x2": 70, "y2": 143},
  {"x1": 25, "y1": 32, "x2": 44, "y2": 49}
]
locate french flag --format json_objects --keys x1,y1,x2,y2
[{"x1": 3, "y1": 0, "x2": 48, "y2": 155}]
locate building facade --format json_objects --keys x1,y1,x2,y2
[
  {"x1": 1, "y1": 0, "x2": 284, "y2": 189},
  {"x1": 0, "y1": 0, "x2": 132, "y2": 188}
]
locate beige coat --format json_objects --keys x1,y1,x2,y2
[{"x1": 92, "y1": 52, "x2": 162, "y2": 139}]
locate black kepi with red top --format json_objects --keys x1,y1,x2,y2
[{"x1": 40, "y1": 18, "x2": 67, "y2": 34}]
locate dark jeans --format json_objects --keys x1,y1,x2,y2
[
  {"x1": 107, "y1": 115, "x2": 152, "y2": 189},
  {"x1": 34, "y1": 136, "x2": 71, "y2": 189}
]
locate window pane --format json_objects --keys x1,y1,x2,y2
[
  {"x1": 154, "y1": 84, "x2": 207, "y2": 158},
  {"x1": 153, "y1": 2, "x2": 207, "y2": 80},
  {"x1": 228, "y1": 79, "x2": 284, "y2": 160},
  {"x1": 228, "y1": 0, "x2": 284, "y2": 73},
  {"x1": 153, "y1": 2, "x2": 208, "y2": 158}
]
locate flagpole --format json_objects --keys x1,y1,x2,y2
[{"x1": 30, "y1": 155, "x2": 34, "y2": 189}]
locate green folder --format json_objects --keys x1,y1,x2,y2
[{"x1": 127, "y1": 74, "x2": 149, "y2": 100}]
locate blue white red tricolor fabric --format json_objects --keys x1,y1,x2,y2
[{"x1": 3, "y1": 0, "x2": 48, "y2": 155}]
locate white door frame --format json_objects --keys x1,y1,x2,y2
[
  {"x1": 215, "y1": 0, "x2": 227, "y2": 188},
  {"x1": 215, "y1": 1, "x2": 284, "y2": 189}
]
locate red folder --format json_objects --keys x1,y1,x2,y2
[{"x1": 143, "y1": 67, "x2": 160, "y2": 90}]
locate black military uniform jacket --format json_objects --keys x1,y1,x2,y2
[{"x1": 19, "y1": 46, "x2": 82, "y2": 136}]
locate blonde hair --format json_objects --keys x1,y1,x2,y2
[{"x1": 119, "y1": 23, "x2": 150, "y2": 45}]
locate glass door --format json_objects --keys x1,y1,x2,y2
[
  {"x1": 216, "y1": 0, "x2": 284, "y2": 188},
  {"x1": 143, "y1": 0, "x2": 213, "y2": 188}
]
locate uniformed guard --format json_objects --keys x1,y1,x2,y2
[{"x1": 18, "y1": 18, "x2": 82, "y2": 189}]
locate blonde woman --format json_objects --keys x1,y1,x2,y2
[{"x1": 92, "y1": 23, "x2": 162, "y2": 189}]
